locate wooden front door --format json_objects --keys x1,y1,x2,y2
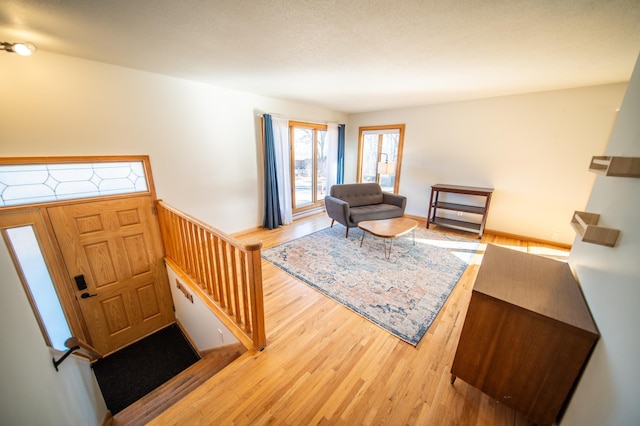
[{"x1": 48, "y1": 196, "x2": 174, "y2": 355}]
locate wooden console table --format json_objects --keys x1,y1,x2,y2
[
  {"x1": 450, "y1": 245, "x2": 599, "y2": 426},
  {"x1": 427, "y1": 184, "x2": 493, "y2": 238}
]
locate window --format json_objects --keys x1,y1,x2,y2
[
  {"x1": 0, "y1": 159, "x2": 150, "y2": 207},
  {"x1": 4, "y1": 225, "x2": 72, "y2": 351},
  {"x1": 357, "y1": 125, "x2": 405, "y2": 193},
  {"x1": 290, "y1": 121, "x2": 328, "y2": 211}
]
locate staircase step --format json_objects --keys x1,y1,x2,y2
[{"x1": 111, "y1": 344, "x2": 245, "y2": 425}]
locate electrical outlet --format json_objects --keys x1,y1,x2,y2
[
  {"x1": 218, "y1": 328, "x2": 224, "y2": 342},
  {"x1": 457, "y1": 211, "x2": 463, "y2": 216}
]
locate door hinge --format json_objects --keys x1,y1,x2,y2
[{"x1": 152, "y1": 205, "x2": 158, "y2": 216}]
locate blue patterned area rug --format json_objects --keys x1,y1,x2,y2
[{"x1": 262, "y1": 225, "x2": 479, "y2": 346}]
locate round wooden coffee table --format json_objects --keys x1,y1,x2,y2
[{"x1": 358, "y1": 217, "x2": 418, "y2": 259}]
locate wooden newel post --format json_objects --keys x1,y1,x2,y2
[{"x1": 245, "y1": 238, "x2": 266, "y2": 350}]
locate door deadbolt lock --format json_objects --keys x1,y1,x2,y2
[{"x1": 74, "y1": 274, "x2": 88, "y2": 291}]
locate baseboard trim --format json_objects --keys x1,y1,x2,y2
[
  {"x1": 101, "y1": 410, "x2": 113, "y2": 426},
  {"x1": 232, "y1": 225, "x2": 263, "y2": 238},
  {"x1": 233, "y1": 208, "x2": 328, "y2": 238},
  {"x1": 404, "y1": 213, "x2": 572, "y2": 249},
  {"x1": 175, "y1": 319, "x2": 202, "y2": 357},
  {"x1": 234, "y1": 213, "x2": 572, "y2": 250},
  {"x1": 484, "y1": 229, "x2": 572, "y2": 249}
]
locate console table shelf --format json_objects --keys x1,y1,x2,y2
[
  {"x1": 427, "y1": 184, "x2": 493, "y2": 238},
  {"x1": 431, "y1": 217, "x2": 481, "y2": 233},
  {"x1": 433, "y1": 202, "x2": 487, "y2": 215}
]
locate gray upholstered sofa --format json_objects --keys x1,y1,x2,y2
[{"x1": 324, "y1": 183, "x2": 407, "y2": 237}]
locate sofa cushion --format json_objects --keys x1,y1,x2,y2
[
  {"x1": 330, "y1": 183, "x2": 383, "y2": 207},
  {"x1": 349, "y1": 203, "x2": 404, "y2": 223}
]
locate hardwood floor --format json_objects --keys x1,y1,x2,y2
[{"x1": 150, "y1": 214, "x2": 569, "y2": 425}]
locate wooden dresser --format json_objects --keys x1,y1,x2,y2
[{"x1": 450, "y1": 245, "x2": 598, "y2": 426}]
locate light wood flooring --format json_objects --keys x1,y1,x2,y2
[{"x1": 150, "y1": 213, "x2": 570, "y2": 425}]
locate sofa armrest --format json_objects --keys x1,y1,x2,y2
[
  {"x1": 325, "y1": 195, "x2": 350, "y2": 226},
  {"x1": 382, "y1": 192, "x2": 407, "y2": 212}
]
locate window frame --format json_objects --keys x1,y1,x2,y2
[
  {"x1": 356, "y1": 124, "x2": 405, "y2": 194},
  {"x1": 289, "y1": 121, "x2": 328, "y2": 213},
  {"x1": 0, "y1": 209, "x2": 87, "y2": 350},
  {"x1": 0, "y1": 155, "x2": 156, "y2": 209},
  {"x1": 0, "y1": 155, "x2": 158, "y2": 350},
  {"x1": 0, "y1": 155, "x2": 156, "y2": 210},
  {"x1": 3, "y1": 223, "x2": 73, "y2": 351}
]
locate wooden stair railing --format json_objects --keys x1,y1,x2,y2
[
  {"x1": 65, "y1": 337, "x2": 103, "y2": 361},
  {"x1": 52, "y1": 337, "x2": 103, "y2": 371},
  {"x1": 155, "y1": 200, "x2": 266, "y2": 350}
]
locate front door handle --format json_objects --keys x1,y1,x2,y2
[{"x1": 80, "y1": 292, "x2": 97, "y2": 299}]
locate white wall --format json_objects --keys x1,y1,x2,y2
[
  {"x1": 347, "y1": 85, "x2": 626, "y2": 244},
  {"x1": 564, "y1": 54, "x2": 640, "y2": 426},
  {"x1": 166, "y1": 265, "x2": 239, "y2": 351},
  {"x1": 1, "y1": 51, "x2": 625, "y2": 245},
  {"x1": 0, "y1": 49, "x2": 346, "y2": 425},
  {"x1": 0, "y1": 51, "x2": 347, "y2": 234},
  {"x1": 2, "y1": 47, "x2": 637, "y2": 424},
  {"x1": 0, "y1": 239, "x2": 108, "y2": 426}
]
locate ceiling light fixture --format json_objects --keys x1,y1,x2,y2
[{"x1": 1, "y1": 41, "x2": 37, "y2": 56}]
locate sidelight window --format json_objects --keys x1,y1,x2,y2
[{"x1": 4, "y1": 225, "x2": 72, "y2": 351}]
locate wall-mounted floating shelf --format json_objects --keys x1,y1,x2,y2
[
  {"x1": 570, "y1": 211, "x2": 620, "y2": 247},
  {"x1": 589, "y1": 156, "x2": 640, "y2": 177}
]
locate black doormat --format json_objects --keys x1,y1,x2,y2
[{"x1": 92, "y1": 323, "x2": 200, "y2": 414}]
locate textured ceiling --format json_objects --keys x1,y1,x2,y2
[{"x1": 1, "y1": 0, "x2": 639, "y2": 113}]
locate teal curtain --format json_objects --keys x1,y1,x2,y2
[
  {"x1": 263, "y1": 114, "x2": 282, "y2": 229},
  {"x1": 337, "y1": 124, "x2": 345, "y2": 184}
]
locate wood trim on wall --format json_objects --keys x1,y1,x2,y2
[
  {"x1": 356, "y1": 124, "x2": 405, "y2": 194},
  {"x1": 484, "y1": 228, "x2": 572, "y2": 249},
  {"x1": 0, "y1": 155, "x2": 158, "y2": 204},
  {"x1": 0, "y1": 155, "x2": 161, "y2": 349},
  {"x1": 403, "y1": 213, "x2": 572, "y2": 249}
]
